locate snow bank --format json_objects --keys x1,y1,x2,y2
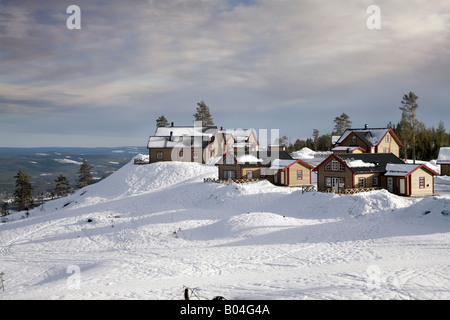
[{"x1": 1, "y1": 157, "x2": 449, "y2": 300}]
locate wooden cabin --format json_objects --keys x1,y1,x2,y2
[
  {"x1": 216, "y1": 150, "x2": 314, "y2": 186},
  {"x1": 385, "y1": 163, "x2": 439, "y2": 196},
  {"x1": 333, "y1": 125, "x2": 402, "y2": 157},
  {"x1": 437, "y1": 147, "x2": 450, "y2": 176}
]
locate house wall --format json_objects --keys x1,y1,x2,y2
[
  {"x1": 149, "y1": 147, "x2": 207, "y2": 163},
  {"x1": 377, "y1": 133, "x2": 400, "y2": 157},
  {"x1": 440, "y1": 164, "x2": 450, "y2": 176},
  {"x1": 333, "y1": 148, "x2": 364, "y2": 154},
  {"x1": 218, "y1": 164, "x2": 242, "y2": 180},
  {"x1": 352, "y1": 173, "x2": 385, "y2": 189},
  {"x1": 316, "y1": 161, "x2": 354, "y2": 189},
  {"x1": 338, "y1": 133, "x2": 367, "y2": 151},
  {"x1": 409, "y1": 167, "x2": 434, "y2": 196},
  {"x1": 284, "y1": 162, "x2": 312, "y2": 186}
]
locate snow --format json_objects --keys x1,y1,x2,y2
[
  {"x1": 0, "y1": 156, "x2": 449, "y2": 300},
  {"x1": 236, "y1": 154, "x2": 263, "y2": 163},
  {"x1": 54, "y1": 158, "x2": 83, "y2": 165},
  {"x1": 437, "y1": 147, "x2": 450, "y2": 164},
  {"x1": 269, "y1": 159, "x2": 297, "y2": 170},
  {"x1": 345, "y1": 159, "x2": 376, "y2": 168},
  {"x1": 385, "y1": 163, "x2": 421, "y2": 176}
]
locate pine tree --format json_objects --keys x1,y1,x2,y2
[
  {"x1": 193, "y1": 101, "x2": 214, "y2": 127},
  {"x1": 156, "y1": 115, "x2": 170, "y2": 127},
  {"x1": 55, "y1": 174, "x2": 71, "y2": 197},
  {"x1": 313, "y1": 129, "x2": 320, "y2": 151},
  {"x1": 13, "y1": 170, "x2": 34, "y2": 211},
  {"x1": 1, "y1": 202, "x2": 9, "y2": 217},
  {"x1": 78, "y1": 158, "x2": 93, "y2": 188},
  {"x1": 400, "y1": 91, "x2": 419, "y2": 163},
  {"x1": 333, "y1": 113, "x2": 352, "y2": 136}
]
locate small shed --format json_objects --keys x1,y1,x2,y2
[
  {"x1": 384, "y1": 163, "x2": 439, "y2": 196},
  {"x1": 436, "y1": 147, "x2": 450, "y2": 176}
]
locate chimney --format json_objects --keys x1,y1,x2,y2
[
  {"x1": 347, "y1": 148, "x2": 351, "y2": 153},
  {"x1": 364, "y1": 124, "x2": 368, "y2": 130},
  {"x1": 169, "y1": 131, "x2": 173, "y2": 141},
  {"x1": 171, "y1": 122, "x2": 174, "y2": 127}
]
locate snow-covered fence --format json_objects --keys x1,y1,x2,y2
[
  {"x1": 203, "y1": 178, "x2": 261, "y2": 185},
  {"x1": 318, "y1": 187, "x2": 382, "y2": 194}
]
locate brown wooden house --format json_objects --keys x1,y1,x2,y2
[
  {"x1": 147, "y1": 122, "x2": 223, "y2": 164},
  {"x1": 437, "y1": 147, "x2": 450, "y2": 176},
  {"x1": 314, "y1": 153, "x2": 404, "y2": 192},
  {"x1": 314, "y1": 153, "x2": 439, "y2": 196},
  {"x1": 216, "y1": 150, "x2": 314, "y2": 186},
  {"x1": 334, "y1": 125, "x2": 403, "y2": 157}
]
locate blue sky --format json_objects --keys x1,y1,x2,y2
[{"x1": 1, "y1": 0, "x2": 449, "y2": 147}]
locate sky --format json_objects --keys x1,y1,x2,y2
[{"x1": 1, "y1": 0, "x2": 449, "y2": 148}]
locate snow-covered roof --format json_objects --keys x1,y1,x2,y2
[
  {"x1": 335, "y1": 128, "x2": 392, "y2": 147},
  {"x1": 269, "y1": 159, "x2": 297, "y2": 170},
  {"x1": 345, "y1": 159, "x2": 376, "y2": 168},
  {"x1": 437, "y1": 147, "x2": 450, "y2": 164},
  {"x1": 236, "y1": 154, "x2": 263, "y2": 164},
  {"x1": 147, "y1": 135, "x2": 208, "y2": 149},
  {"x1": 385, "y1": 163, "x2": 421, "y2": 176},
  {"x1": 220, "y1": 128, "x2": 256, "y2": 142},
  {"x1": 332, "y1": 146, "x2": 365, "y2": 152},
  {"x1": 155, "y1": 126, "x2": 217, "y2": 138}
]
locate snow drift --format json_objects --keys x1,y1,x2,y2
[{"x1": 0, "y1": 156, "x2": 449, "y2": 300}]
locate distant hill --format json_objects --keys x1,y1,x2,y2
[{"x1": 0, "y1": 146, "x2": 147, "y2": 197}]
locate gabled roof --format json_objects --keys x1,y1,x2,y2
[
  {"x1": 314, "y1": 153, "x2": 405, "y2": 173},
  {"x1": 218, "y1": 150, "x2": 293, "y2": 167},
  {"x1": 437, "y1": 147, "x2": 450, "y2": 164},
  {"x1": 147, "y1": 135, "x2": 211, "y2": 149},
  {"x1": 332, "y1": 146, "x2": 366, "y2": 152},
  {"x1": 154, "y1": 125, "x2": 217, "y2": 138},
  {"x1": 336, "y1": 127, "x2": 402, "y2": 147},
  {"x1": 385, "y1": 163, "x2": 439, "y2": 177},
  {"x1": 148, "y1": 125, "x2": 218, "y2": 149},
  {"x1": 269, "y1": 158, "x2": 315, "y2": 171}
]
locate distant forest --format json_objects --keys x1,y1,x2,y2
[{"x1": 282, "y1": 118, "x2": 449, "y2": 162}]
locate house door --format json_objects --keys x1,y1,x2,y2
[
  {"x1": 399, "y1": 178, "x2": 406, "y2": 194},
  {"x1": 332, "y1": 177, "x2": 339, "y2": 192},
  {"x1": 247, "y1": 171, "x2": 253, "y2": 180},
  {"x1": 387, "y1": 177, "x2": 393, "y2": 193},
  {"x1": 280, "y1": 172, "x2": 285, "y2": 185}
]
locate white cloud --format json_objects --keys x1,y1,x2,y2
[{"x1": 0, "y1": 0, "x2": 449, "y2": 146}]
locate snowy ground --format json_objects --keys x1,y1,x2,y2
[{"x1": 1, "y1": 157, "x2": 449, "y2": 300}]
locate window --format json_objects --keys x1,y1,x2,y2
[
  {"x1": 193, "y1": 152, "x2": 199, "y2": 160},
  {"x1": 339, "y1": 178, "x2": 345, "y2": 188},
  {"x1": 157, "y1": 152, "x2": 163, "y2": 160},
  {"x1": 325, "y1": 177, "x2": 332, "y2": 187},
  {"x1": 247, "y1": 171, "x2": 253, "y2": 179},
  {"x1": 332, "y1": 160, "x2": 339, "y2": 171},
  {"x1": 373, "y1": 176, "x2": 379, "y2": 186},
  {"x1": 386, "y1": 135, "x2": 391, "y2": 143},
  {"x1": 352, "y1": 136, "x2": 357, "y2": 143},
  {"x1": 359, "y1": 178, "x2": 366, "y2": 188},
  {"x1": 224, "y1": 170, "x2": 236, "y2": 180},
  {"x1": 419, "y1": 177, "x2": 425, "y2": 188},
  {"x1": 297, "y1": 170, "x2": 303, "y2": 180},
  {"x1": 180, "y1": 151, "x2": 184, "y2": 159},
  {"x1": 326, "y1": 160, "x2": 344, "y2": 171}
]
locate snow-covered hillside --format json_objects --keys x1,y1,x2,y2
[{"x1": 1, "y1": 157, "x2": 449, "y2": 300}]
